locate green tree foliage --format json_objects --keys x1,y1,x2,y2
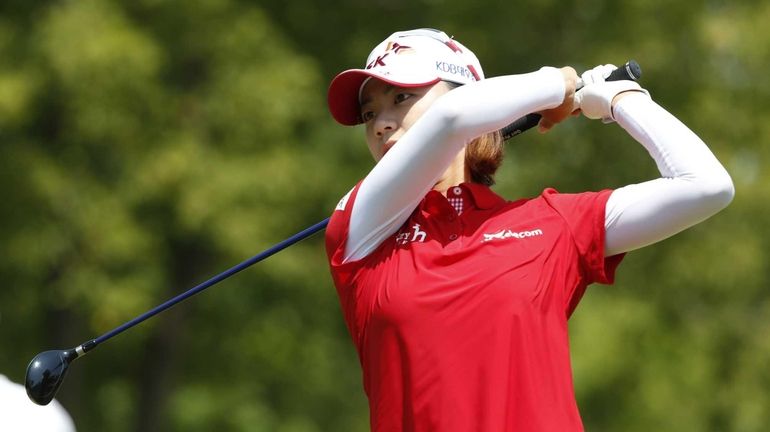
[{"x1": 0, "y1": 0, "x2": 767, "y2": 430}]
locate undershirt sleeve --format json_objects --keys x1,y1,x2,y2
[
  {"x1": 343, "y1": 67, "x2": 567, "y2": 263},
  {"x1": 603, "y1": 93, "x2": 735, "y2": 256}
]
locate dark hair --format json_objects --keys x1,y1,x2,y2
[{"x1": 465, "y1": 131, "x2": 504, "y2": 186}]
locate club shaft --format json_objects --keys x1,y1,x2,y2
[{"x1": 86, "y1": 218, "x2": 330, "y2": 350}]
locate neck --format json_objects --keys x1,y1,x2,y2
[{"x1": 433, "y1": 150, "x2": 471, "y2": 195}]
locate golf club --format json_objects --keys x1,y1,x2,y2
[
  {"x1": 25, "y1": 61, "x2": 641, "y2": 405},
  {"x1": 25, "y1": 218, "x2": 330, "y2": 405}
]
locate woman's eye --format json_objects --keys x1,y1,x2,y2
[
  {"x1": 361, "y1": 111, "x2": 375, "y2": 122},
  {"x1": 395, "y1": 93, "x2": 412, "y2": 104}
]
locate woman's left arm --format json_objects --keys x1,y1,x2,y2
[{"x1": 602, "y1": 92, "x2": 735, "y2": 256}]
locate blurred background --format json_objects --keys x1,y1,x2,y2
[{"x1": 0, "y1": 0, "x2": 767, "y2": 430}]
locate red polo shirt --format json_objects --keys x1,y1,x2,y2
[{"x1": 326, "y1": 182, "x2": 624, "y2": 431}]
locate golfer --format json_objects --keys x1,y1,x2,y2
[{"x1": 324, "y1": 28, "x2": 733, "y2": 431}]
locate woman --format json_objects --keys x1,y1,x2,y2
[{"x1": 324, "y1": 28, "x2": 733, "y2": 431}]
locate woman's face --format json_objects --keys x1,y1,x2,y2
[{"x1": 359, "y1": 79, "x2": 453, "y2": 161}]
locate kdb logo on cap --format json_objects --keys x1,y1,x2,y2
[{"x1": 435, "y1": 62, "x2": 476, "y2": 81}]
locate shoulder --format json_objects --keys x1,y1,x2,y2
[
  {"x1": 492, "y1": 187, "x2": 614, "y2": 232},
  {"x1": 538, "y1": 187, "x2": 614, "y2": 213}
]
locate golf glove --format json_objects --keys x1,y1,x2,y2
[
  {"x1": 575, "y1": 80, "x2": 650, "y2": 122},
  {"x1": 580, "y1": 63, "x2": 617, "y2": 86}
]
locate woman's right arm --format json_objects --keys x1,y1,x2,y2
[{"x1": 343, "y1": 67, "x2": 571, "y2": 262}]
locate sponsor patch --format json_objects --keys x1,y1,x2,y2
[
  {"x1": 482, "y1": 228, "x2": 543, "y2": 243},
  {"x1": 335, "y1": 188, "x2": 354, "y2": 211}
]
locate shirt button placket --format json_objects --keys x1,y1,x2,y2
[{"x1": 448, "y1": 187, "x2": 463, "y2": 243}]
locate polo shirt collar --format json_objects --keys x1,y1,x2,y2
[
  {"x1": 461, "y1": 182, "x2": 505, "y2": 210},
  {"x1": 422, "y1": 182, "x2": 505, "y2": 215}
]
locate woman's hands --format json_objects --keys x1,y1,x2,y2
[
  {"x1": 537, "y1": 66, "x2": 579, "y2": 133},
  {"x1": 537, "y1": 64, "x2": 649, "y2": 130}
]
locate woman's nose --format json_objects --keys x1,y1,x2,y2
[{"x1": 375, "y1": 116, "x2": 396, "y2": 137}]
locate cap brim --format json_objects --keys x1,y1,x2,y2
[{"x1": 327, "y1": 69, "x2": 439, "y2": 126}]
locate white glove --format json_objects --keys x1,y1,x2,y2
[
  {"x1": 579, "y1": 64, "x2": 617, "y2": 87},
  {"x1": 575, "y1": 80, "x2": 650, "y2": 122}
]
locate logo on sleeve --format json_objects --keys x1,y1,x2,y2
[
  {"x1": 335, "y1": 188, "x2": 354, "y2": 211},
  {"x1": 482, "y1": 228, "x2": 543, "y2": 243}
]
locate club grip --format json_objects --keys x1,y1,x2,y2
[
  {"x1": 500, "y1": 60, "x2": 642, "y2": 140},
  {"x1": 607, "y1": 60, "x2": 641, "y2": 82}
]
